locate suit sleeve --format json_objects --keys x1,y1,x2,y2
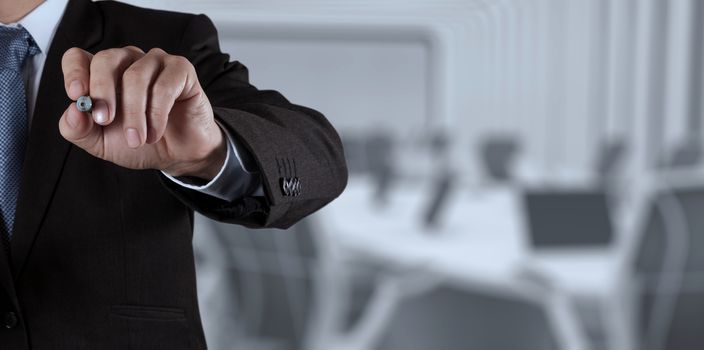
[{"x1": 160, "y1": 14, "x2": 348, "y2": 229}]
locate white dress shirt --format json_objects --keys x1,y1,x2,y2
[{"x1": 3, "y1": 0, "x2": 263, "y2": 201}]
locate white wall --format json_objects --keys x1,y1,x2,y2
[{"x1": 118, "y1": 0, "x2": 700, "y2": 184}]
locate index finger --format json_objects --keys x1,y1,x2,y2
[{"x1": 62, "y1": 47, "x2": 94, "y2": 101}]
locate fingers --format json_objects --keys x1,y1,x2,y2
[
  {"x1": 122, "y1": 48, "x2": 167, "y2": 146},
  {"x1": 62, "y1": 48, "x2": 93, "y2": 100},
  {"x1": 89, "y1": 46, "x2": 144, "y2": 126},
  {"x1": 59, "y1": 103, "x2": 103, "y2": 158},
  {"x1": 147, "y1": 55, "x2": 193, "y2": 144},
  {"x1": 61, "y1": 46, "x2": 201, "y2": 149},
  {"x1": 141, "y1": 52, "x2": 200, "y2": 145}
]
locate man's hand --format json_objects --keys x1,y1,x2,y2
[{"x1": 59, "y1": 46, "x2": 226, "y2": 180}]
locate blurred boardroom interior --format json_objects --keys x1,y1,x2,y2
[{"x1": 123, "y1": 0, "x2": 704, "y2": 349}]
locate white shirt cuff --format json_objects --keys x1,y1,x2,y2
[{"x1": 162, "y1": 124, "x2": 264, "y2": 201}]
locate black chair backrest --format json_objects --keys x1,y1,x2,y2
[
  {"x1": 595, "y1": 139, "x2": 627, "y2": 185},
  {"x1": 633, "y1": 187, "x2": 704, "y2": 350},
  {"x1": 667, "y1": 138, "x2": 702, "y2": 169},
  {"x1": 479, "y1": 137, "x2": 520, "y2": 183},
  {"x1": 375, "y1": 284, "x2": 558, "y2": 350},
  {"x1": 202, "y1": 219, "x2": 319, "y2": 350}
]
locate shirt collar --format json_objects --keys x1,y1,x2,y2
[{"x1": 3, "y1": 0, "x2": 70, "y2": 55}]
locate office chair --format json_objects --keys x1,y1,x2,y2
[
  {"x1": 373, "y1": 282, "x2": 559, "y2": 350},
  {"x1": 663, "y1": 138, "x2": 701, "y2": 169},
  {"x1": 194, "y1": 216, "x2": 319, "y2": 350},
  {"x1": 341, "y1": 134, "x2": 370, "y2": 175},
  {"x1": 594, "y1": 139, "x2": 627, "y2": 187},
  {"x1": 479, "y1": 136, "x2": 520, "y2": 183},
  {"x1": 632, "y1": 186, "x2": 704, "y2": 350},
  {"x1": 366, "y1": 132, "x2": 396, "y2": 205}
]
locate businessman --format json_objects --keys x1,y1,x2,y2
[{"x1": 0, "y1": 0, "x2": 348, "y2": 348}]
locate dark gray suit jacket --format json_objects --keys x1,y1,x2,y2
[{"x1": 0, "y1": 1, "x2": 347, "y2": 349}]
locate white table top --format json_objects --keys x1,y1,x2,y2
[{"x1": 315, "y1": 176, "x2": 628, "y2": 297}]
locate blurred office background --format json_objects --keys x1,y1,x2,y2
[{"x1": 123, "y1": 0, "x2": 704, "y2": 349}]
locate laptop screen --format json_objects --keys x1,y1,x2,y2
[{"x1": 524, "y1": 191, "x2": 614, "y2": 248}]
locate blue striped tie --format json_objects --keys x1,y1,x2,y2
[{"x1": 0, "y1": 25, "x2": 39, "y2": 243}]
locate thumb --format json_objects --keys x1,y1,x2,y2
[{"x1": 59, "y1": 103, "x2": 104, "y2": 158}]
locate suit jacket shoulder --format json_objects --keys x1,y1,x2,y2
[{"x1": 93, "y1": 1, "x2": 193, "y2": 52}]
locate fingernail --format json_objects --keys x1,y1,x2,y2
[
  {"x1": 67, "y1": 110, "x2": 80, "y2": 128},
  {"x1": 69, "y1": 80, "x2": 83, "y2": 98},
  {"x1": 93, "y1": 100, "x2": 108, "y2": 124},
  {"x1": 126, "y1": 128, "x2": 141, "y2": 148}
]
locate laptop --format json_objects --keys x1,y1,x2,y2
[{"x1": 523, "y1": 191, "x2": 614, "y2": 248}]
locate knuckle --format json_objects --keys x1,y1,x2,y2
[
  {"x1": 167, "y1": 55, "x2": 192, "y2": 69},
  {"x1": 93, "y1": 48, "x2": 124, "y2": 65},
  {"x1": 148, "y1": 104, "x2": 168, "y2": 123},
  {"x1": 95, "y1": 48, "x2": 139, "y2": 65},
  {"x1": 152, "y1": 80, "x2": 177, "y2": 98},
  {"x1": 66, "y1": 68, "x2": 85, "y2": 80},
  {"x1": 62, "y1": 47, "x2": 83, "y2": 61},
  {"x1": 148, "y1": 47, "x2": 166, "y2": 56},
  {"x1": 122, "y1": 66, "x2": 146, "y2": 85},
  {"x1": 123, "y1": 105, "x2": 145, "y2": 120},
  {"x1": 124, "y1": 45, "x2": 145, "y2": 55},
  {"x1": 91, "y1": 49, "x2": 125, "y2": 70}
]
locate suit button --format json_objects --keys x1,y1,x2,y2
[
  {"x1": 281, "y1": 177, "x2": 301, "y2": 197},
  {"x1": 3, "y1": 312, "x2": 18, "y2": 329}
]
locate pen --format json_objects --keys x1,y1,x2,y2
[{"x1": 76, "y1": 95, "x2": 93, "y2": 113}]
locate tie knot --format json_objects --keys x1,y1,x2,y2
[{"x1": 0, "y1": 25, "x2": 40, "y2": 72}]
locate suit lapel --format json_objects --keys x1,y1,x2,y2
[{"x1": 10, "y1": 0, "x2": 103, "y2": 279}]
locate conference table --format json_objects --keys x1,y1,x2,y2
[{"x1": 310, "y1": 176, "x2": 637, "y2": 350}]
